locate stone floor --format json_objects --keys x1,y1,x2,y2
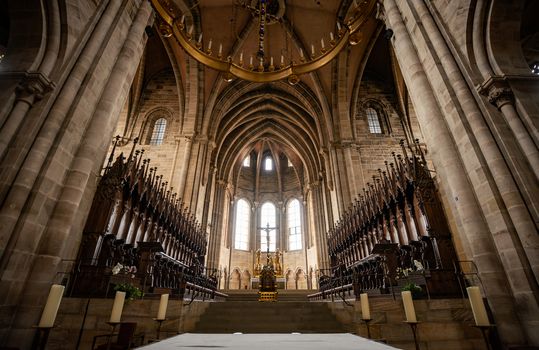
[{"x1": 139, "y1": 333, "x2": 398, "y2": 349}]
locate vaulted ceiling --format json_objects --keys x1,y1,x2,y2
[{"x1": 132, "y1": 0, "x2": 392, "y2": 185}]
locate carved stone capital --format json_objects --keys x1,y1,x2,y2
[
  {"x1": 478, "y1": 76, "x2": 514, "y2": 110},
  {"x1": 487, "y1": 86, "x2": 513, "y2": 109},
  {"x1": 14, "y1": 71, "x2": 55, "y2": 105}
]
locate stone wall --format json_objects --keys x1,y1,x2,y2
[
  {"x1": 48, "y1": 298, "x2": 210, "y2": 350},
  {"x1": 327, "y1": 298, "x2": 487, "y2": 350}
]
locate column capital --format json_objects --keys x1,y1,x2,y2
[
  {"x1": 477, "y1": 76, "x2": 514, "y2": 109},
  {"x1": 10, "y1": 71, "x2": 55, "y2": 105}
]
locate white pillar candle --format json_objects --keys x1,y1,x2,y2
[
  {"x1": 321, "y1": 38, "x2": 325, "y2": 49},
  {"x1": 467, "y1": 286, "x2": 490, "y2": 326},
  {"x1": 110, "y1": 291, "x2": 126, "y2": 323},
  {"x1": 38, "y1": 284, "x2": 65, "y2": 328},
  {"x1": 330, "y1": 32, "x2": 334, "y2": 41},
  {"x1": 401, "y1": 291, "x2": 416, "y2": 322},
  {"x1": 157, "y1": 294, "x2": 169, "y2": 320},
  {"x1": 360, "y1": 293, "x2": 370, "y2": 320}
]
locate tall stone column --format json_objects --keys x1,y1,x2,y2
[
  {"x1": 0, "y1": 73, "x2": 54, "y2": 162},
  {"x1": 479, "y1": 78, "x2": 539, "y2": 176},
  {"x1": 408, "y1": 0, "x2": 539, "y2": 344},
  {"x1": 2, "y1": 1, "x2": 153, "y2": 348},
  {"x1": 381, "y1": 0, "x2": 526, "y2": 345}
]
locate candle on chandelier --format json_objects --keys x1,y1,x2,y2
[
  {"x1": 270, "y1": 56, "x2": 273, "y2": 66},
  {"x1": 38, "y1": 284, "x2": 65, "y2": 328},
  {"x1": 337, "y1": 22, "x2": 342, "y2": 31},
  {"x1": 250, "y1": 56, "x2": 253, "y2": 66},
  {"x1": 321, "y1": 38, "x2": 325, "y2": 49},
  {"x1": 360, "y1": 293, "x2": 371, "y2": 320},
  {"x1": 188, "y1": 25, "x2": 193, "y2": 36},
  {"x1": 240, "y1": 52, "x2": 243, "y2": 62},
  {"x1": 280, "y1": 55, "x2": 284, "y2": 65},
  {"x1": 311, "y1": 44, "x2": 315, "y2": 56},
  {"x1": 299, "y1": 48, "x2": 304, "y2": 58},
  {"x1": 157, "y1": 294, "x2": 169, "y2": 321},
  {"x1": 330, "y1": 32, "x2": 334, "y2": 41},
  {"x1": 467, "y1": 286, "x2": 490, "y2": 326},
  {"x1": 208, "y1": 39, "x2": 212, "y2": 51},
  {"x1": 180, "y1": 15, "x2": 185, "y2": 25},
  {"x1": 198, "y1": 33, "x2": 203, "y2": 43},
  {"x1": 218, "y1": 43, "x2": 222, "y2": 56}
]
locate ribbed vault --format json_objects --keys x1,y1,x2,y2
[{"x1": 207, "y1": 81, "x2": 326, "y2": 188}]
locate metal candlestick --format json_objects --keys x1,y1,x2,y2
[
  {"x1": 31, "y1": 326, "x2": 53, "y2": 350},
  {"x1": 405, "y1": 321, "x2": 420, "y2": 350},
  {"x1": 362, "y1": 318, "x2": 372, "y2": 339},
  {"x1": 105, "y1": 322, "x2": 120, "y2": 350},
  {"x1": 153, "y1": 318, "x2": 166, "y2": 340},
  {"x1": 473, "y1": 325, "x2": 495, "y2": 350}
]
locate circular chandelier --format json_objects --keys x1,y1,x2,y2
[{"x1": 150, "y1": 0, "x2": 376, "y2": 84}]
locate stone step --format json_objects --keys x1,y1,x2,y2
[{"x1": 192, "y1": 299, "x2": 345, "y2": 334}]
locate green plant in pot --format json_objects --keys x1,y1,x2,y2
[
  {"x1": 114, "y1": 283, "x2": 144, "y2": 302},
  {"x1": 401, "y1": 282, "x2": 424, "y2": 299}
]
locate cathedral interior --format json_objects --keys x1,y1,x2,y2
[{"x1": 0, "y1": 0, "x2": 538, "y2": 349}]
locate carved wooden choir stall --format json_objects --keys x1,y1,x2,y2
[
  {"x1": 69, "y1": 137, "x2": 217, "y2": 298},
  {"x1": 316, "y1": 140, "x2": 462, "y2": 300}
]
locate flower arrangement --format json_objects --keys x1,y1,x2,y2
[
  {"x1": 111, "y1": 263, "x2": 137, "y2": 278},
  {"x1": 395, "y1": 260, "x2": 424, "y2": 280},
  {"x1": 114, "y1": 283, "x2": 144, "y2": 301}
]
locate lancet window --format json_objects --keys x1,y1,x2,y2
[
  {"x1": 260, "y1": 202, "x2": 277, "y2": 252},
  {"x1": 287, "y1": 199, "x2": 302, "y2": 250},
  {"x1": 149, "y1": 118, "x2": 167, "y2": 145},
  {"x1": 234, "y1": 199, "x2": 250, "y2": 250}
]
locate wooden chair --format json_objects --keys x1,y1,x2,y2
[{"x1": 92, "y1": 322, "x2": 144, "y2": 350}]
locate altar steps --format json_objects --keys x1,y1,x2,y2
[{"x1": 193, "y1": 300, "x2": 345, "y2": 333}]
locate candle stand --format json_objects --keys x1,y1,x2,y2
[
  {"x1": 153, "y1": 318, "x2": 166, "y2": 340},
  {"x1": 405, "y1": 321, "x2": 421, "y2": 350},
  {"x1": 362, "y1": 319, "x2": 372, "y2": 339},
  {"x1": 31, "y1": 326, "x2": 53, "y2": 350},
  {"x1": 473, "y1": 325, "x2": 495, "y2": 350},
  {"x1": 105, "y1": 322, "x2": 120, "y2": 350}
]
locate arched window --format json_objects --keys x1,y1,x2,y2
[
  {"x1": 366, "y1": 107, "x2": 382, "y2": 134},
  {"x1": 264, "y1": 157, "x2": 273, "y2": 171},
  {"x1": 234, "y1": 199, "x2": 250, "y2": 250},
  {"x1": 287, "y1": 199, "x2": 302, "y2": 250},
  {"x1": 260, "y1": 202, "x2": 276, "y2": 252},
  {"x1": 532, "y1": 62, "x2": 539, "y2": 75},
  {"x1": 243, "y1": 155, "x2": 250, "y2": 167},
  {"x1": 149, "y1": 118, "x2": 167, "y2": 145}
]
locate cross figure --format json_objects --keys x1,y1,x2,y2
[{"x1": 259, "y1": 222, "x2": 277, "y2": 259}]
